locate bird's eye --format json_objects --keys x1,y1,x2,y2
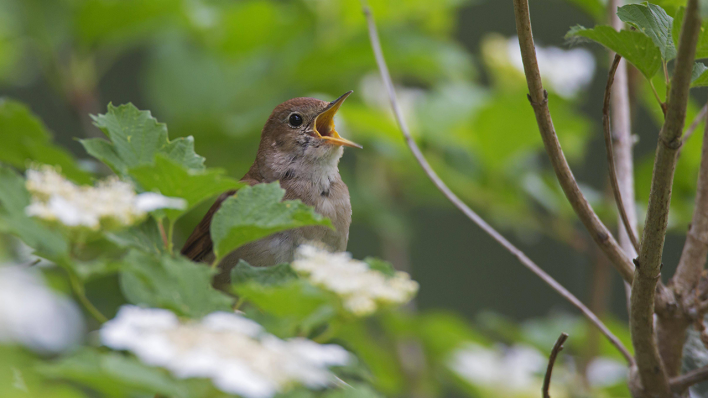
[{"x1": 288, "y1": 113, "x2": 303, "y2": 127}]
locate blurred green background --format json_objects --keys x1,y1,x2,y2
[{"x1": 0, "y1": 0, "x2": 704, "y2": 329}]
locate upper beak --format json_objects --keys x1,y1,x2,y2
[{"x1": 313, "y1": 90, "x2": 362, "y2": 149}]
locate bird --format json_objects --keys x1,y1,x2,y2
[{"x1": 181, "y1": 91, "x2": 360, "y2": 288}]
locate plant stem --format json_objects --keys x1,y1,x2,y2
[
  {"x1": 68, "y1": 271, "x2": 108, "y2": 323},
  {"x1": 543, "y1": 333, "x2": 569, "y2": 398}
]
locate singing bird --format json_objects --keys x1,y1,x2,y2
[{"x1": 181, "y1": 91, "x2": 360, "y2": 287}]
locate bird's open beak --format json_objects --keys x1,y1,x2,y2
[{"x1": 313, "y1": 90, "x2": 362, "y2": 149}]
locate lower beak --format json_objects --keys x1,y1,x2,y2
[{"x1": 313, "y1": 91, "x2": 362, "y2": 149}]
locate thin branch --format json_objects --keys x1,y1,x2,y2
[
  {"x1": 632, "y1": 0, "x2": 702, "y2": 394},
  {"x1": 603, "y1": 53, "x2": 641, "y2": 254},
  {"x1": 68, "y1": 270, "x2": 108, "y2": 323},
  {"x1": 511, "y1": 0, "x2": 635, "y2": 284},
  {"x1": 542, "y1": 333, "x2": 569, "y2": 398},
  {"x1": 680, "y1": 103, "x2": 708, "y2": 151},
  {"x1": 675, "y1": 102, "x2": 708, "y2": 300},
  {"x1": 360, "y1": 1, "x2": 634, "y2": 365},
  {"x1": 671, "y1": 365, "x2": 708, "y2": 393}
]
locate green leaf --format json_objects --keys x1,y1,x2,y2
[
  {"x1": 211, "y1": 182, "x2": 333, "y2": 259},
  {"x1": 230, "y1": 260, "x2": 297, "y2": 286},
  {"x1": 40, "y1": 348, "x2": 186, "y2": 398},
  {"x1": 120, "y1": 250, "x2": 233, "y2": 317},
  {"x1": 363, "y1": 258, "x2": 396, "y2": 277},
  {"x1": 106, "y1": 218, "x2": 165, "y2": 255},
  {"x1": 129, "y1": 155, "x2": 242, "y2": 221},
  {"x1": 617, "y1": 3, "x2": 676, "y2": 60},
  {"x1": 235, "y1": 280, "x2": 331, "y2": 319},
  {"x1": 0, "y1": 99, "x2": 91, "y2": 184},
  {"x1": 81, "y1": 103, "x2": 204, "y2": 175},
  {"x1": 672, "y1": 6, "x2": 708, "y2": 59},
  {"x1": 0, "y1": 166, "x2": 68, "y2": 258},
  {"x1": 566, "y1": 25, "x2": 663, "y2": 79},
  {"x1": 692, "y1": 62, "x2": 708, "y2": 86}
]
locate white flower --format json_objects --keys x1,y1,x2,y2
[
  {"x1": 448, "y1": 343, "x2": 546, "y2": 393},
  {"x1": 0, "y1": 266, "x2": 84, "y2": 353},
  {"x1": 586, "y1": 357, "x2": 627, "y2": 387},
  {"x1": 506, "y1": 37, "x2": 595, "y2": 98},
  {"x1": 24, "y1": 166, "x2": 186, "y2": 230},
  {"x1": 101, "y1": 306, "x2": 350, "y2": 398},
  {"x1": 291, "y1": 244, "x2": 419, "y2": 316}
]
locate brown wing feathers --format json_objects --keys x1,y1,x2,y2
[{"x1": 180, "y1": 190, "x2": 237, "y2": 262}]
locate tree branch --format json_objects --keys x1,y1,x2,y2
[
  {"x1": 360, "y1": 1, "x2": 634, "y2": 365},
  {"x1": 511, "y1": 0, "x2": 635, "y2": 284},
  {"x1": 671, "y1": 365, "x2": 708, "y2": 394},
  {"x1": 543, "y1": 333, "x2": 569, "y2": 398},
  {"x1": 631, "y1": 0, "x2": 702, "y2": 394},
  {"x1": 604, "y1": 53, "x2": 641, "y2": 254},
  {"x1": 680, "y1": 104, "x2": 708, "y2": 151},
  {"x1": 675, "y1": 102, "x2": 708, "y2": 299}
]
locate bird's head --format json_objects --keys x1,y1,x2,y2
[{"x1": 255, "y1": 91, "x2": 360, "y2": 180}]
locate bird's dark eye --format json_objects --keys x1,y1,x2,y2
[{"x1": 288, "y1": 113, "x2": 303, "y2": 127}]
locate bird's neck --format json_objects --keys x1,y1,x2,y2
[{"x1": 248, "y1": 147, "x2": 343, "y2": 195}]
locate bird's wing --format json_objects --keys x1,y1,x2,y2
[{"x1": 180, "y1": 189, "x2": 237, "y2": 262}]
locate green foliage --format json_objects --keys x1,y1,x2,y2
[
  {"x1": 0, "y1": 99, "x2": 90, "y2": 184},
  {"x1": 211, "y1": 183, "x2": 333, "y2": 260},
  {"x1": 617, "y1": 3, "x2": 676, "y2": 60},
  {"x1": 566, "y1": 25, "x2": 663, "y2": 78},
  {"x1": 120, "y1": 250, "x2": 233, "y2": 318},
  {"x1": 230, "y1": 260, "x2": 297, "y2": 286}
]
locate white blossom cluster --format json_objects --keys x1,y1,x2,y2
[
  {"x1": 291, "y1": 244, "x2": 419, "y2": 316},
  {"x1": 0, "y1": 265, "x2": 84, "y2": 353},
  {"x1": 448, "y1": 343, "x2": 548, "y2": 395},
  {"x1": 506, "y1": 36, "x2": 595, "y2": 98},
  {"x1": 101, "y1": 306, "x2": 350, "y2": 398},
  {"x1": 25, "y1": 166, "x2": 186, "y2": 230}
]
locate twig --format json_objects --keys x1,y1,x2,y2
[
  {"x1": 511, "y1": 0, "x2": 635, "y2": 284},
  {"x1": 542, "y1": 333, "x2": 569, "y2": 398},
  {"x1": 680, "y1": 103, "x2": 708, "y2": 152},
  {"x1": 603, "y1": 53, "x2": 641, "y2": 254},
  {"x1": 157, "y1": 219, "x2": 169, "y2": 250},
  {"x1": 671, "y1": 365, "x2": 708, "y2": 393},
  {"x1": 360, "y1": 1, "x2": 634, "y2": 365},
  {"x1": 68, "y1": 270, "x2": 108, "y2": 323},
  {"x1": 675, "y1": 102, "x2": 708, "y2": 301},
  {"x1": 632, "y1": 0, "x2": 702, "y2": 394}
]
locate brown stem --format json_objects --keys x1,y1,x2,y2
[
  {"x1": 680, "y1": 104, "x2": 708, "y2": 152},
  {"x1": 361, "y1": 1, "x2": 634, "y2": 365},
  {"x1": 511, "y1": 0, "x2": 635, "y2": 284},
  {"x1": 543, "y1": 333, "x2": 569, "y2": 398},
  {"x1": 671, "y1": 365, "x2": 708, "y2": 394},
  {"x1": 631, "y1": 0, "x2": 702, "y2": 394},
  {"x1": 604, "y1": 53, "x2": 641, "y2": 254}
]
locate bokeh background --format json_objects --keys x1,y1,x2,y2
[{"x1": 1, "y1": 0, "x2": 705, "y2": 350}]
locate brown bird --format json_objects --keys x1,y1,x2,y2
[{"x1": 181, "y1": 91, "x2": 360, "y2": 287}]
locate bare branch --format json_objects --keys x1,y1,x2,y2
[
  {"x1": 603, "y1": 53, "x2": 641, "y2": 254},
  {"x1": 675, "y1": 103, "x2": 708, "y2": 299},
  {"x1": 681, "y1": 104, "x2": 708, "y2": 150},
  {"x1": 360, "y1": 1, "x2": 634, "y2": 365},
  {"x1": 631, "y1": 0, "x2": 702, "y2": 394},
  {"x1": 671, "y1": 365, "x2": 708, "y2": 394},
  {"x1": 542, "y1": 333, "x2": 569, "y2": 398},
  {"x1": 511, "y1": 0, "x2": 635, "y2": 284}
]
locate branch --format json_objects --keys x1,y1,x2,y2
[
  {"x1": 671, "y1": 365, "x2": 708, "y2": 393},
  {"x1": 360, "y1": 1, "x2": 634, "y2": 365},
  {"x1": 631, "y1": 0, "x2": 702, "y2": 394},
  {"x1": 603, "y1": 53, "x2": 641, "y2": 254},
  {"x1": 542, "y1": 333, "x2": 569, "y2": 398},
  {"x1": 675, "y1": 102, "x2": 708, "y2": 299},
  {"x1": 511, "y1": 0, "x2": 635, "y2": 284},
  {"x1": 681, "y1": 104, "x2": 708, "y2": 150}
]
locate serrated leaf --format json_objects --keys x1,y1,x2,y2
[
  {"x1": 0, "y1": 99, "x2": 91, "y2": 184},
  {"x1": 566, "y1": 25, "x2": 663, "y2": 79},
  {"x1": 106, "y1": 218, "x2": 165, "y2": 255},
  {"x1": 40, "y1": 348, "x2": 186, "y2": 398},
  {"x1": 672, "y1": 6, "x2": 708, "y2": 59},
  {"x1": 617, "y1": 3, "x2": 676, "y2": 60},
  {"x1": 211, "y1": 182, "x2": 333, "y2": 260},
  {"x1": 235, "y1": 279, "x2": 332, "y2": 320},
  {"x1": 120, "y1": 250, "x2": 233, "y2": 318},
  {"x1": 230, "y1": 260, "x2": 298, "y2": 286},
  {"x1": 129, "y1": 155, "x2": 242, "y2": 221},
  {"x1": 81, "y1": 103, "x2": 204, "y2": 174}
]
